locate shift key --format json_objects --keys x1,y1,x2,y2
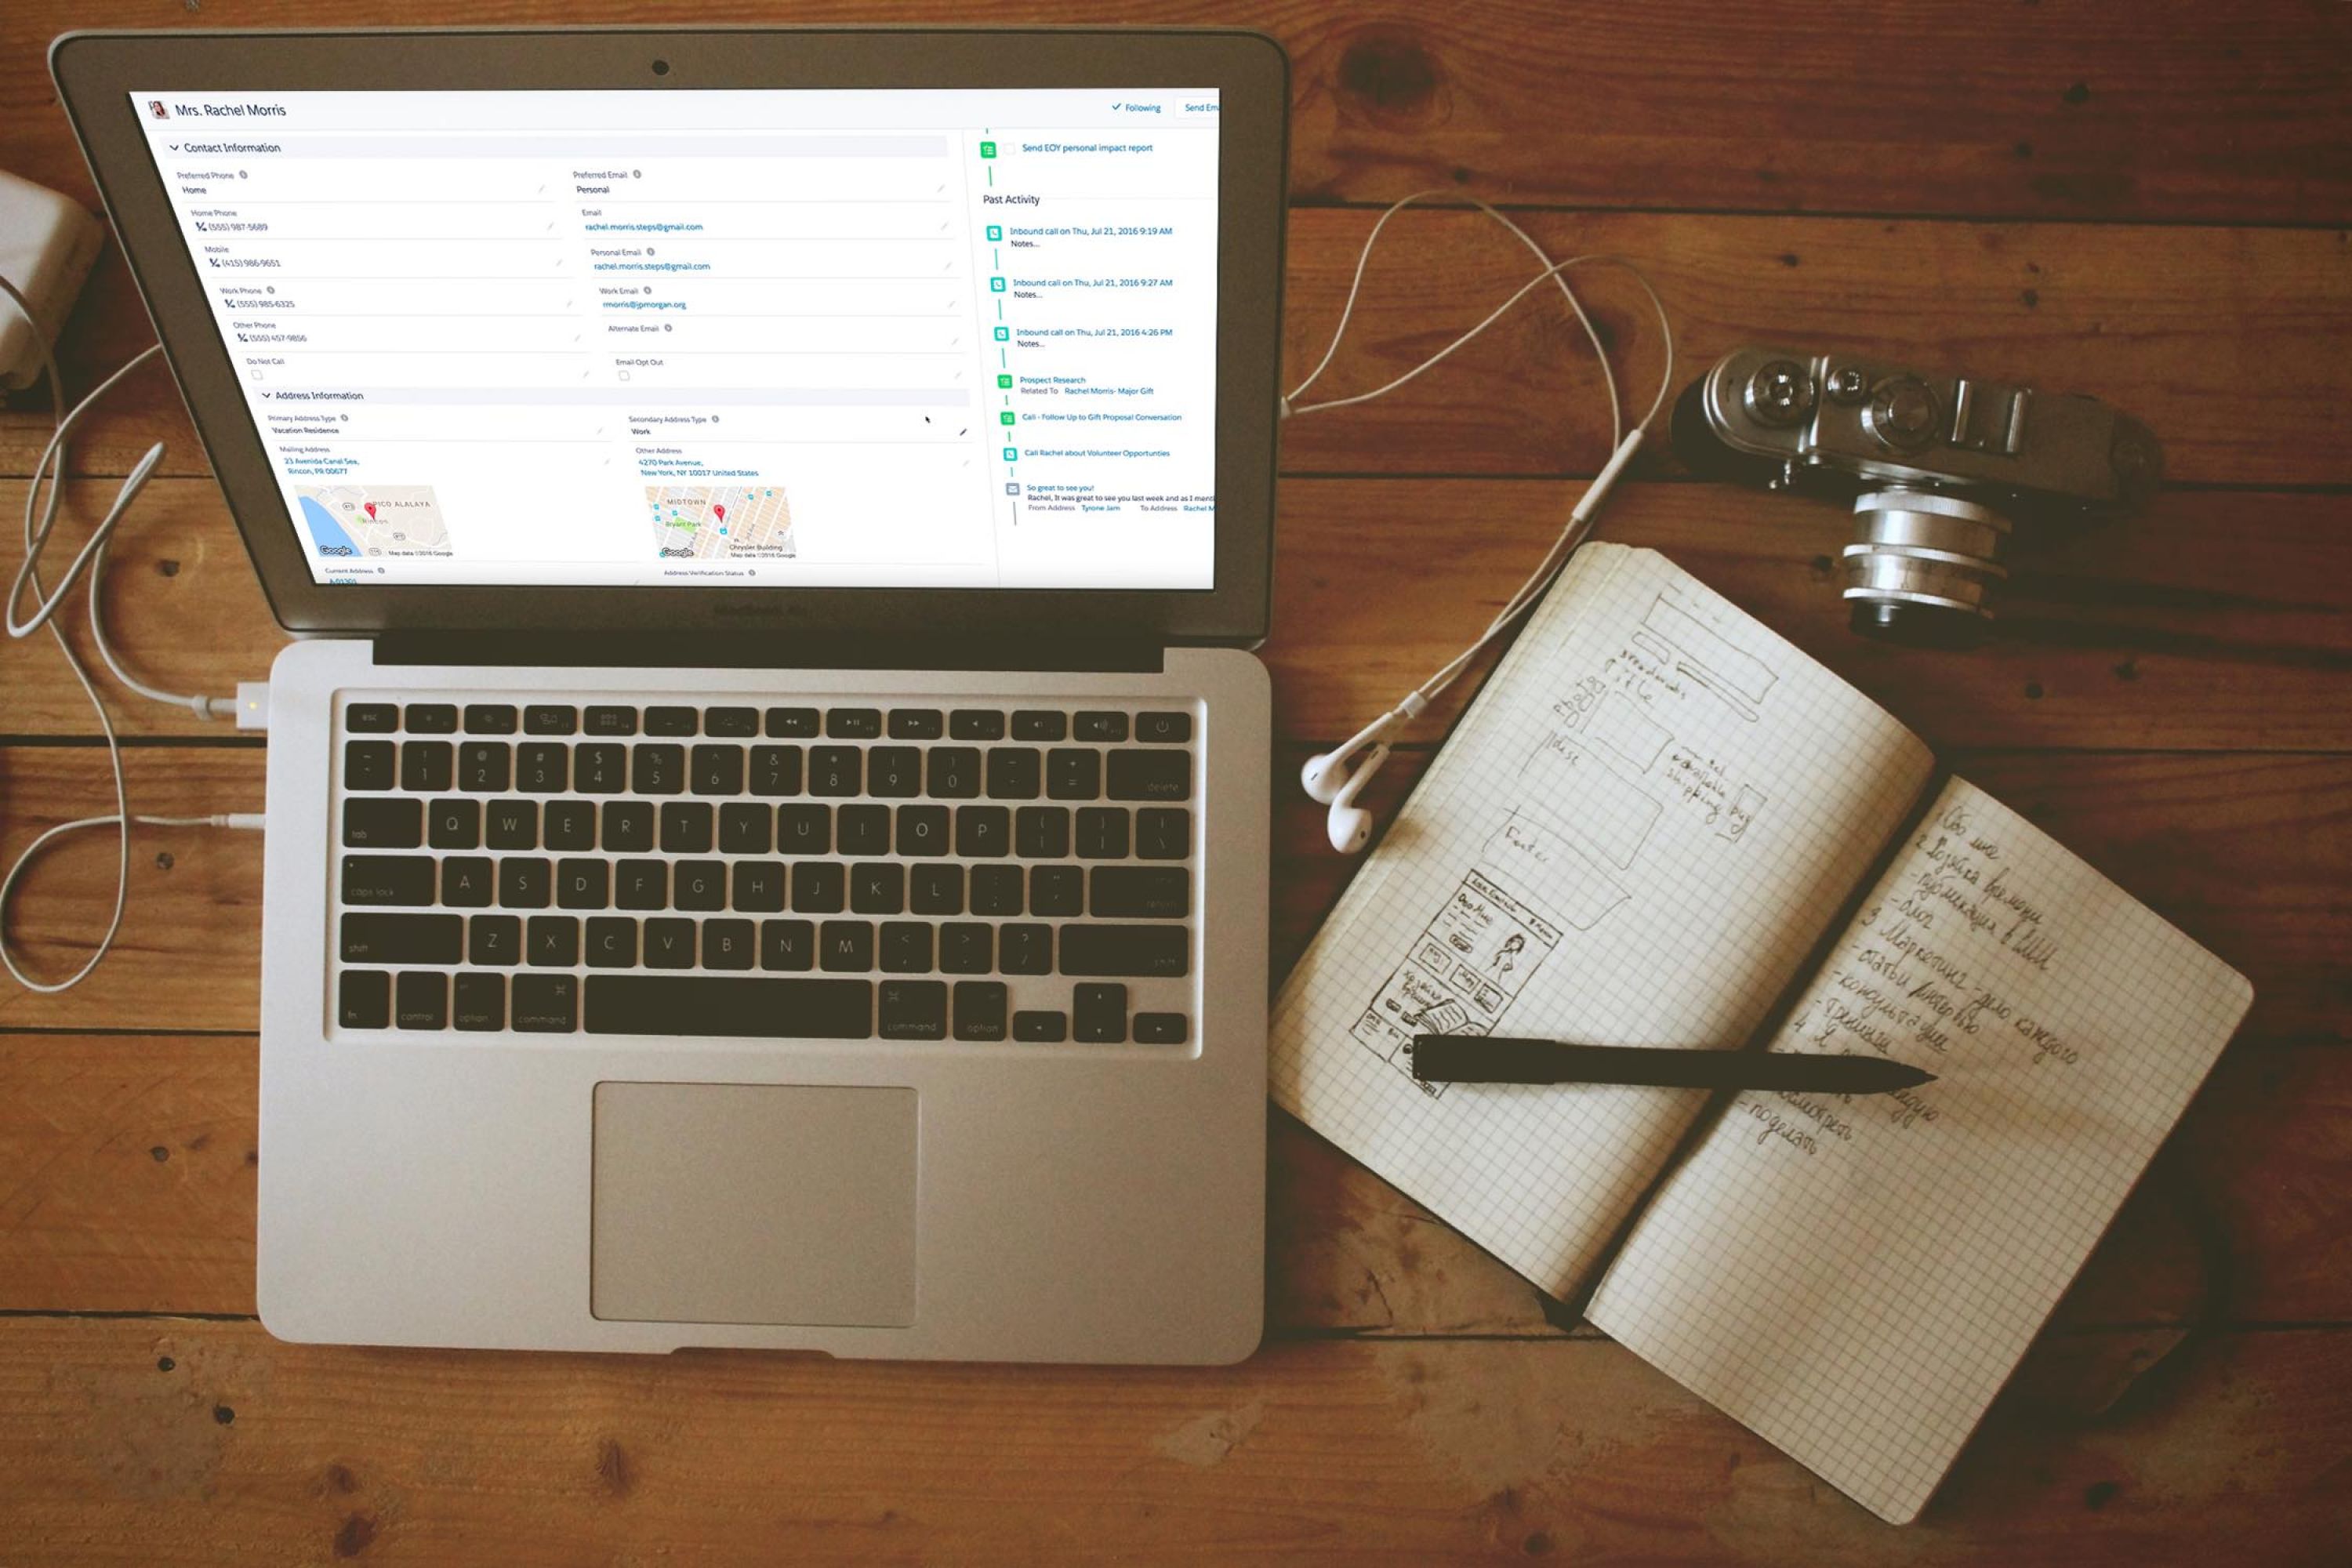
[
  {"x1": 340, "y1": 912, "x2": 463, "y2": 964},
  {"x1": 1058, "y1": 924, "x2": 1189, "y2": 977}
]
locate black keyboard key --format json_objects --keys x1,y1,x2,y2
[
  {"x1": 485, "y1": 800, "x2": 537, "y2": 850},
  {"x1": 1061, "y1": 924, "x2": 1189, "y2": 978},
  {"x1": 939, "y1": 922, "x2": 993, "y2": 975},
  {"x1": 346, "y1": 702, "x2": 398, "y2": 734},
  {"x1": 1011, "y1": 710, "x2": 1067, "y2": 742},
  {"x1": 644, "y1": 705, "x2": 698, "y2": 736},
  {"x1": 1091, "y1": 866, "x2": 1189, "y2": 919},
  {"x1": 557, "y1": 859, "x2": 611, "y2": 909},
  {"x1": 867, "y1": 746, "x2": 922, "y2": 798},
  {"x1": 910, "y1": 863, "x2": 964, "y2": 915},
  {"x1": 793, "y1": 862, "x2": 846, "y2": 914},
  {"x1": 880, "y1": 921, "x2": 934, "y2": 973},
  {"x1": 879, "y1": 979, "x2": 946, "y2": 1040},
  {"x1": 1075, "y1": 982, "x2": 1127, "y2": 1043},
  {"x1": 463, "y1": 703, "x2": 517, "y2": 735},
  {"x1": 454, "y1": 972, "x2": 506, "y2": 1030},
  {"x1": 1108, "y1": 749, "x2": 1190, "y2": 802},
  {"x1": 808, "y1": 746, "x2": 862, "y2": 797},
  {"x1": 750, "y1": 745, "x2": 804, "y2": 796},
  {"x1": 927, "y1": 747, "x2": 982, "y2": 799},
  {"x1": 342, "y1": 854, "x2": 434, "y2": 906},
  {"x1": 1013, "y1": 1009, "x2": 1068, "y2": 1043},
  {"x1": 950, "y1": 710, "x2": 1006, "y2": 740},
  {"x1": 524, "y1": 704, "x2": 578, "y2": 735},
  {"x1": 1031, "y1": 865, "x2": 1084, "y2": 917},
  {"x1": 339, "y1": 969, "x2": 391, "y2": 1028},
  {"x1": 765, "y1": 706, "x2": 820, "y2": 738},
  {"x1": 470, "y1": 914, "x2": 521, "y2": 966},
  {"x1": 971, "y1": 864, "x2": 1024, "y2": 916},
  {"x1": 1134, "y1": 1012, "x2": 1189, "y2": 1044},
  {"x1": 644, "y1": 918, "x2": 696, "y2": 968},
  {"x1": 956, "y1": 804, "x2": 1011, "y2": 858},
  {"x1": 1047, "y1": 750, "x2": 1100, "y2": 800},
  {"x1": 574, "y1": 742, "x2": 626, "y2": 793},
  {"x1": 820, "y1": 920, "x2": 874, "y2": 972},
  {"x1": 826, "y1": 707, "x2": 883, "y2": 739},
  {"x1": 851, "y1": 862, "x2": 906, "y2": 915},
  {"x1": 601, "y1": 800, "x2": 652, "y2": 852},
  {"x1": 703, "y1": 918, "x2": 756, "y2": 970},
  {"x1": 511, "y1": 974, "x2": 578, "y2": 1033},
  {"x1": 1136, "y1": 808, "x2": 1191, "y2": 861},
  {"x1": 400, "y1": 740, "x2": 454, "y2": 793},
  {"x1": 691, "y1": 744, "x2": 745, "y2": 795},
  {"x1": 1135, "y1": 711, "x2": 1192, "y2": 744},
  {"x1": 428, "y1": 799, "x2": 481, "y2": 850},
  {"x1": 1000, "y1": 922, "x2": 1053, "y2": 975},
  {"x1": 838, "y1": 804, "x2": 891, "y2": 857},
  {"x1": 499, "y1": 857, "x2": 553, "y2": 909},
  {"x1": 673, "y1": 860, "x2": 727, "y2": 911},
  {"x1": 732, "y1": 862, "x2": 786, "y2": 913},
  {"x1": 586, "y1": 917, "x2": 637, "y2": 967},
  {"x1": 528, "y1": 915, "x2": 580, "y2": 966},
  {"x1": 371, "y1": 958, "x2": 447, "y2": 1029},
  {"x1": 439, "y1": 856, "x2": 494, "y2": 907},
  {"x1": 761, "y1": 919, "x2": 815, "y2": 971},
  {"x1": 341, "y1": 913, "x2": 461, "y2": 965},
  {"x1": 888, "y1": 708, "x2": 944, "y2": 739},
  {"x1": 616, "y1": 860, "x2": 668, "y2": 910},
  {"x1": 985, "y1": 747, "x2": 1041, "y2": 800},
  {"x1": 1076, "y1": 808, "x2": 1130, "y2": 859},
  {"x1": 405, "y1": 702, "x2": 457, "y2": 734},
  {"x1": 1016, "y1": 807, "x2": 1070, "y2": 859},
  {"x1": 631, "y1": 742, "x2": 684, "y2": 794},
  {"x1": 545, "y1": 800, "x2": 597, "y2": 851},
  {"x1": 706, "y1": 706, "x2": 760, "y2": 737},
  {"x1": 719, "y1": 801, "x2": 773, "y2": 855},
  {"x1": 585, "y1": 706, "x2": 638, "y2": 736},
  {"x1": 515, "y1": 742, "x2": 569, "y2": 793},
  {"x1": 953, "y1": 981, "x2": 1008, "y2": 1041},
  {"x1": 586, "y1": 975, "x2": 873, "y2": 1037},
  {"x1": 660, "y1": 800, "x2": 714, "y2": 854},
  {"x1": 778, "y1": 804, "x2": 831, "y2": 854},
  {"x1": 895, "y1": 804, "x2": 950, "y2": 857},
  {"x1": 1074, "y1": 710, "x2": 1129, "y2": 742},
  {"x1": 344, "y1": 740, "x2": 396, "y2": 790}
]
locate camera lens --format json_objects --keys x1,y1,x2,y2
[
  {"x1": 652, "y1": 59, "x2": 670, "y2": 76},
  {"x1": 1842, "y1": 490, "x2": 2011, "y2": 645}
]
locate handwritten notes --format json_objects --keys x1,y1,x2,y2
[{"x1": 1588, "y1": 777, "x2": 2252, "y2": 1524}]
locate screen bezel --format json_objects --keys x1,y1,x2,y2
[{"x1": 52, "y1": 27, "x2": 1286, "y2": 644}]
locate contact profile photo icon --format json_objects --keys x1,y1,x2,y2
[{"x1": 147, "y1": 99, "x2": 169, "y2": 119}]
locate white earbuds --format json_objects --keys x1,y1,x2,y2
[{"x1": 1321, "y1": 743, "x2": 1391, "y2": 853}]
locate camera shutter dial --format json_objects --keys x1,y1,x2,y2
[
  {"x1": 1743, "y1": 359, "x2": 1816, "y2": 426},
  {"x1": 1864, "y1": 376, "x2": 1940, "y2": 452}
]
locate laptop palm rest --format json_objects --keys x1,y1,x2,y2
[{"x1": 590, "y1": 1082, "x2": 918, "y2": 1328}]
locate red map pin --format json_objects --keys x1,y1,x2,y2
[
  {"x1": 363, "y1": 503, "x2": 377, "y2": 521},
  {"x1": 713, "y1": 503, "x2": 727, "y2": 524}
]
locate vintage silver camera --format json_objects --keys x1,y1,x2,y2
[{"x1": 1671, "y1": 347, "x2": 2163, "y2": 644}]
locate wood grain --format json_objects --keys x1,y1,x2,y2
[
  {"x1": 0, "y1": 1317, "x2": 2345, "y2": 1563},
  {"x1": 9, "y1": 478, "x2": 2350, "y2": 752},
  {"x1": 10, "y1": 208, "x2": 2350, "y2": 485}
]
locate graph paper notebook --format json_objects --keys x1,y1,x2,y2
[{"x1": 1269, "y1": 545, "x2": 2253, "y2": 1525}]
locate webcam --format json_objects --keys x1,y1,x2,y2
[{"x1": 651, "y1": 59, "x2": 670, "y2": 76}]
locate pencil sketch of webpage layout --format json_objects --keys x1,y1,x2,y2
[{"x1": 1351, "y1": 575, "x2": 1789, "y2": 1096}]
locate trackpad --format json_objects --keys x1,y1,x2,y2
[{"x1": 592, "y1": 1083, "x2": 916, "y2": 1327}]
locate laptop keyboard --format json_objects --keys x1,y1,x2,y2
[{"x1": 330, "y1": 698, "x2": 1199, "y2": 1047}]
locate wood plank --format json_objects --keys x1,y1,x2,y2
[
  {"x1": 8, "y1": 1, "x2": 2348, "y2": 223},
  {"x1": 11, "y1": 206, "x2": 2350, "y2": 485},
  {"x1": 11, "y1": 478, "x2": 2350, "y2": 753},
  {"x1": 0, "y1": 1317, "x2": 2344, "y2": 1561}
]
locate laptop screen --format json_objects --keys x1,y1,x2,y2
[{"x1": 125, "y1": 88, "x2": 1220, "y2": 592}]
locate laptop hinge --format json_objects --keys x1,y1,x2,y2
[{"x1": 371, "y1": 632, "x2": 1166, "y2": 674}]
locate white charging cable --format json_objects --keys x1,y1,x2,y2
[
  {"x1": 1283, "y1": 191, "x2": 1676, "y2": 851},
  {"x1": 0, "y1": 273, "x2": 263, "y2": 993}
]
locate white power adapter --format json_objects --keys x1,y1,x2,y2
[{"x1": 0, "y1": 169, "x2": 107, "y2": 392}]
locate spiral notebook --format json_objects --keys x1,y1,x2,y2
[{"x1": 1269, "y1": 544, "x2": 2253, "y2": 1523}]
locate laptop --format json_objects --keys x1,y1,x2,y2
[{"x1": 55, "y1": 27, "x2": 1287, "y2": 1362}]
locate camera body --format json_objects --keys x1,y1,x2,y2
[{"x1": 1671, "y1": 346, "x2": 2162, "y2": 644}]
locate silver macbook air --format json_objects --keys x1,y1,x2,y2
[{"x1": 55, "y1": 26, "x2": 1287, "y2": 1361}]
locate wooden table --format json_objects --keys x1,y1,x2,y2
[{"x1": 3, "y1": 2, "x2": 2347, "y2": 1560}]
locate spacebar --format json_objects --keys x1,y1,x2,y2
[{"x1": 584, "y1": 975, "x2": 873, "y2": 1038}]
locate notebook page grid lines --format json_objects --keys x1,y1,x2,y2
[
  {"x1": 1586, "y1": 778, "x2": 2253, "y2": 1523},
  {"x1": 1270, "y1": 545, "x2": 1940, "y2": 1299}
]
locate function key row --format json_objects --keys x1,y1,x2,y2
[{"x1": 346, "y1": 703, "x2": 1193, "y2": 744}]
